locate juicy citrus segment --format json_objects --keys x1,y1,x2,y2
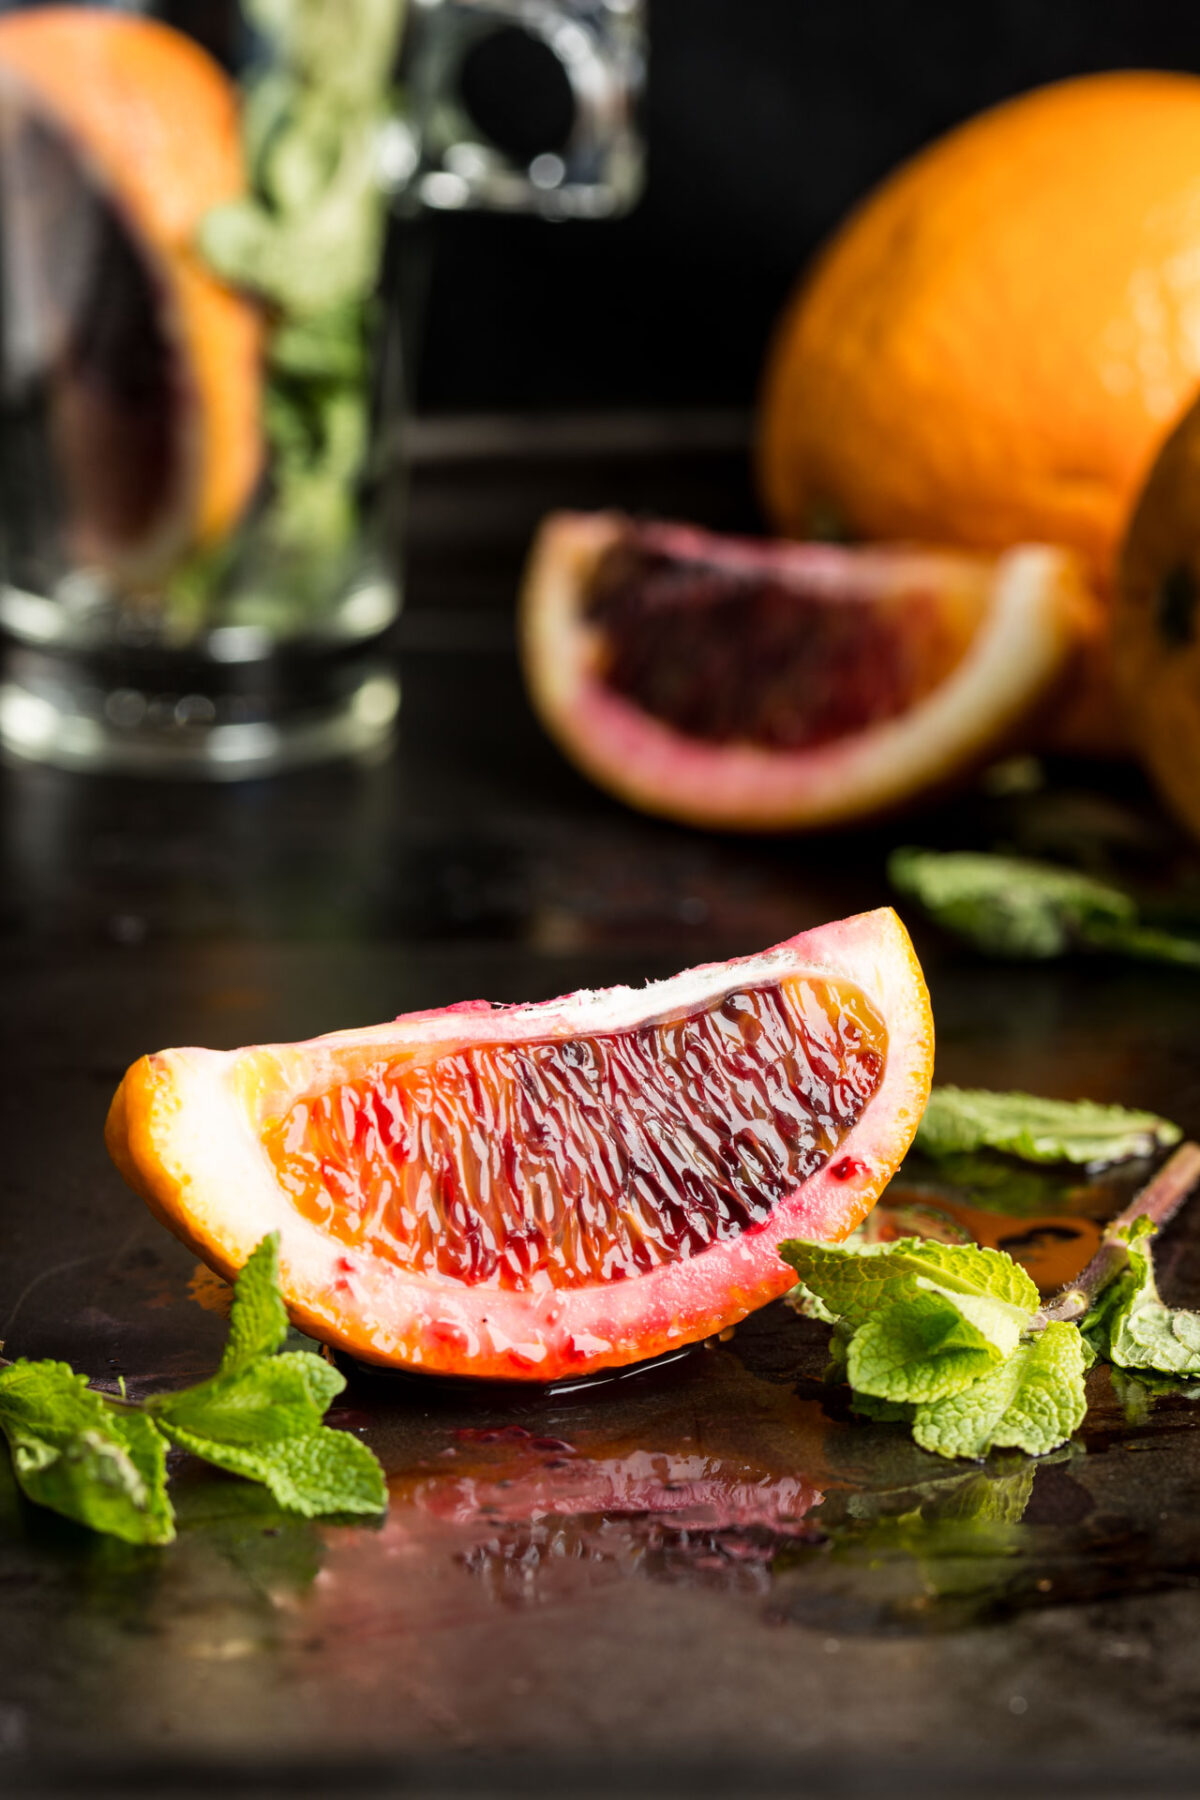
[
  {"x1": 585, "y1": 522, "x2": 984, "y2": 752},
  {"x1": 106, "y1": 910, "x2": 933, "y2": 1381},
  {"x1": 521, "y1": 512, "x2": 1089, "y2": 832},
  {"x1": 0, "y1": 8, "x2": 262, "y2": 574},
  {"x1": 262, "y1": 974, "x2": 887, "y2": 1290}
]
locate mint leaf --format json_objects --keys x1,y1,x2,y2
[
  {"x1": 1082, "y1": 1221, "x2": 1200, "y2": 1375},
  {"x1": 161, "y1": 1420, "x2": 386, "y2": 1518},
  {"x1": 846, "y1": 1292, "x2": 1012, "y2": 1403},
  {"x1": 149, "y1": 1241, "x2": 386, "y2": 1524},
  {"x1": 0, "y1": 1361, "x2": 174, "y2": 1545},
  {"x1": 780, "y1": 1236, "x2": 1039, "y2": 1328},
  {"x1": 150, "y1": 1351, "x2": 385, "y2": 1521},
  {"x1": 0, "y1": 1235, "x2": 387, "y2": 1543},
  {"x1": 890, "y1": 847, "x2": 1200, "y2": 967},
  {"x1": 149, "y1": 1352, "x2": 341, "y2": 1446},
  {"x1": 912, "y1": 1321, "x2": 1088, "y2": 1459},
  {"x1": 220, "y1": 1233, "x2": 289, "y2": 1373},
  {"x1": 915, "y1": 1087, "x2": 1181, "y2": 1167},
  {"x1": 889, "y1": 847, "x2": 1134, "y2": 958}
]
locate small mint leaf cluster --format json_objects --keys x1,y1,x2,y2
[
  {"x1": 781, "y1": 1237, "x2": 1088, "y2": 1461},
  {"x1": 1082, "y1": 1218, "x2": 1200, "y2": 1376},
  {"x1": 0, "y1": 1235, "x2": 387, "y2": 1545}
]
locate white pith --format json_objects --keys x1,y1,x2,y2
[
  {"x1": 119, "y1": 910, "x2": 932, "y2": 1379},
  {"x1": 519, "y1": 511, "x2": 1087, "y2": 829}
]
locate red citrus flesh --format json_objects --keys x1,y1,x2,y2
[
  {"x1": 263, "y1": 975, "x2": 886, "y2": 1290},
  {"x1": 106, "y1": 909, "x2": 933, "y2": 1381},
  {"x1": 586, "y1": 521, "x2": 980, "y2": 750},
  {"x1": 521, "y1": 512, "x2": 1089, "y2": 830}
]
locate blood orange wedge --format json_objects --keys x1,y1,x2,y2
[
  {"x1": 0, "y1": 9, "x2": 262, "y2": 581},
  {"x1": 520, "y1": 512, "x2": 1090, "y2": 831},
  {"x1": 105, "y1": 909, "x2": 932, "y2": 1382}
]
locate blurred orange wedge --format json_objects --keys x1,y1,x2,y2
[{"x1": 0, "y1": 7, "x2": 263, "y2": 583}]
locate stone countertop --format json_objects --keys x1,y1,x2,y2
[{"x1": 3, "y1": 419, "x2": 1200, "y2": 1800}]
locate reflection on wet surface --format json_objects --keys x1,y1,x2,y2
[
  {"x1": 10, "y1": 1232, "x2": 1200, "y2": 1769},
  {"x1": 7, "y1": 1034, "x2": 1200, "y2": 1773}
]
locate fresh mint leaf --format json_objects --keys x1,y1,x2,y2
[
  {"x1": 150, "y1": 1240, "x2": 385, "y2": 1521},
  {"x1": 915, "y1": 1087, "x2": 1181, "y2": 1167},
  {"x1": 149, "y1": 1353, "x2": 340, "y2": 1447},
  {"x1": 912, "y1": 1321, "x2": 1088, "y2": 1459},
  {"x1": 161, "y1": 1419, "x2": 386, "y2": 1519},
  {"x1": 0, "y1": 1361, "x2": 174, "y2": 1545},
  {"x1": 0, "y1": 1235, "x2": 387, "y2": 1542},
  {"x1": 150, "y1": 1352, "x2": 384, "y2": 1521},
  {"x1": 890, "y1": 847, "x2": 1200, "y2": 967},
  {"x1": 220, "y1": 1232, "x2": 289, "y2": 1373},
  {"x1": 1082, "y1": 1220, "x2": 1200, "y2": 1375},
  {"x1": 889, "y1": 847, "x2": 1134, "y2": 958},
  {"x1": 780, "y1": 1236, "x2": 1039, "y2": 1327},
  {"x1": 846, "y1": 1292, "x2": 1013, "y2": 1403}
]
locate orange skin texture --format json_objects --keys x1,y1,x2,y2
[
  {"x1": 0, "y1": 8, "x2": 262, "y2": 552},
  {"x1": 758, "y1": 73, "x2": 1200, "y2": 752},
  {"x1": 1115, "y1": 391, "x2": 1200, "y2": 837},
  {"x1": 105, "y1": 913, "x2": 934, "y2": 1381}
]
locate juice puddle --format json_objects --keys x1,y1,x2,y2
[
  {"x1": 866, "y1": 1152, "x2": 1160, "y2": 1291},
  {"x1": 866, "y1": 1189, "x2": 1102, "y2": 1290}
]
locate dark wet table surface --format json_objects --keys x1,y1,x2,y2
[{"x1": 6, "y1": 428, "x2": 1200, "y2": 1799}]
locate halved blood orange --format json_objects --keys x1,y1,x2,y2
[
  {"x1": 520, "y1": 513, "x2": 1091, "y2": 831},
  {"x1": 0, "y1": 9, "x2": 262, "y2": 580},
  {"x1": 106, "y1": 909, "x2": 932, "y2": 1382}
]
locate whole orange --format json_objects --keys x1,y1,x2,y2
[{"x1": 758, "y1": 72, "x2": 1200, "y2": 588}]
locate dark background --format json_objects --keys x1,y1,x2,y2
[{"x1": 415, "y1": 0, "x2": 1200, "y2": 412}]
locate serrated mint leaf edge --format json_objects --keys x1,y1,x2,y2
[
  {"x1": 160, "y1": 1419, "x2": 386, "y2": 1519},
  {"x1": 0, "y1": 1361, "x2": 175, "y2": 1545},
  {"x1": 846, "y1": 1293, "x2": 1008, "y2": 1404},
  {"x1": 915, "y1": 1086, "x2": 1182, "y2": 1167},
  {"x1": 911, "y1": 1322, "x2": 1088, "y2": 1461},
  {"x1": 220, "y1": 1232, "x2": 289, "y2": 1373}
]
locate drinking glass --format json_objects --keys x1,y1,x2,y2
[{"x1": 0, "y1": 0, "x2": 644, "y2": 776}]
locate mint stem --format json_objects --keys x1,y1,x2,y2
[
  {"x1": 1034, "y1": 1140, "x2": 1200, "y2": 1327},
  {"x1": 1083, "y1": 921, "x2": 1200, "y2": 968}
]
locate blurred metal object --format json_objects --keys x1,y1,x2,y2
[{"x1": 405, "y1": 0, "x2": 645, "y2": 219}]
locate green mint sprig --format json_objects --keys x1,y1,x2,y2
[
  {"x1": 889, "y1": 846, "x2": 1200, "y2": 967},
  {"x1": 783, "y1": 1142, "x2": 1200, "y2": 1462},
  {"x1": 0, "y1": 1235, "x2": 386, "y2": 1545},
  {"x1": 1080, "y1": 1216, "x2": 1200, "y2": 1375},
  {"x1": 914, "y1": 1086, "x2": 1181, "y2": 1167}
]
